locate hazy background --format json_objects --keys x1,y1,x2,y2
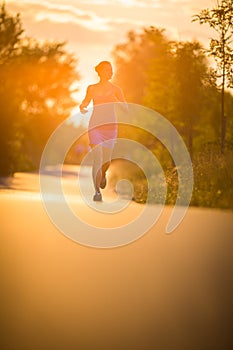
[{"x1": 6, "y1": 0, "x2": 214, "y2": 101}]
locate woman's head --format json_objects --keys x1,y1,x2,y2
[{"x1": 95, "y1": 61, "x2": 113, "y2": 80}]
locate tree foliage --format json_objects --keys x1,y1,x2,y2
[
  {"x1": 112, "y1": 27, "x2": 170, "y2": 104},
  {"x1": 192, "y1": 0, "x2": 233, "y2": 153},
  {"x1": 171, "y1": 41, "x2": 210, "y2": 157},
  {"x1": 111, "y1": 25, "x2": 233, "y2": 207},
  {"x1": 112, "y1": 26, "x2": 229, "y2": 157},
  {"x1": 192, "y1": 0, "x2": 233, "y2": 88},
  {"x1": 0, "y1": 2, "x2": 23, "y2": 63},
  {"x1": 0, "y1": 3, "x2": 80, "y2": 176}
]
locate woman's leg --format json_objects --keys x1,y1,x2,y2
[
  {"x1": 100, "y1": 147, "x2": 113, "y2": 188},
  {"x1": 91, "y1": 144, "x2": 103, "y2": 191},
  {"x1": 102, "y1": 147, "x2": 113, "y2": 173}
]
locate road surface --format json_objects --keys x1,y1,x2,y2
[{"x1": 1, "y1": 166, "x2": 233, "y2": 350}]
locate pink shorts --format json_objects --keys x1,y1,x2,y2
[{"x1": 88, "y1": 125, "x2": 118, "y2": 148}]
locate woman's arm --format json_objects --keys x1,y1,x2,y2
[
  {"x1": 80, "y1": 85, "x2": 93, "y2": 114},
  {"x1": 114, "y1": 85, "x2": 128, "y2": 111}
]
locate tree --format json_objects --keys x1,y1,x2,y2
[
  {"x1": 112, "y1": 26, "x2": 174, "y2": 158},
  {"x1": 15, "y1": 39, "x2": 79, "y2": 165},
  {"x1": 0, "y1": 1, "x2": 23, "y2": 63},
  {"x1": 193, "y1": 0, "x2": 233, "y2": 153},
  {"x1": 0, "y1": 2, "x2": 24, "y2": 175},
  {"x1": 112, "y1": 27, "x2": 218, "y2": 159},
  {"x1": 171, "y1": 41, "x2": 210, "y2": 158},
  {"x1": 0, "y1": 3, "x2": 79, "y2": 175},
  {"x1": 112, "y1": 26, "x2": 171, "y2": 104}
]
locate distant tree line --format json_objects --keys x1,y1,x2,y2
[
  {"x1": 112, "y1": 25, "x2": 233, "y2": 159},
  {"x1": 109, "y1": 0, "x2": 233, "y2": 208},
  {"x1": 0, "y1": 0, "x2": 232, "y2": 187}
]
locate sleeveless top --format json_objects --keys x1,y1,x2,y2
[{"x1": 89, "y1": 86, "x2": 117, "y2": 130}]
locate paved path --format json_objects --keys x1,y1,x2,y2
[{"x1": 1, "y1": 166, "x2": 233, "y2": 350}]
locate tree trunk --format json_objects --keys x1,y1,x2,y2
[
  {"x1": 188, "y1": 127, "x2": 193, "y2": 160},
  {"x1": 221, "y1": 21, "x2": 226, "y2": 154},
  {"x1": 221, "y1": 63, "x2": 225, "y2": 154}
]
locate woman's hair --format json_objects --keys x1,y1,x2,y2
[{"x1": 95, "y1": 61, "x2": 112, "y2": 74}]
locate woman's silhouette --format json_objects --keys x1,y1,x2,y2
[{"x1": 80, "y1": 61, "x2": 127, "y2": 201}]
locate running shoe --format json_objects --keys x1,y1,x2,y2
[{"x1": 93, "y1": 190, "x2": 102, "y2": 202}]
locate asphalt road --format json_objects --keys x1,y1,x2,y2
[{"x1": 1, "y1": 167, "x2": 233, "y2": 350}]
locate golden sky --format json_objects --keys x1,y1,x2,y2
[{"x1": 6, "y1": 0, "x2": 215, "y2": 102}]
